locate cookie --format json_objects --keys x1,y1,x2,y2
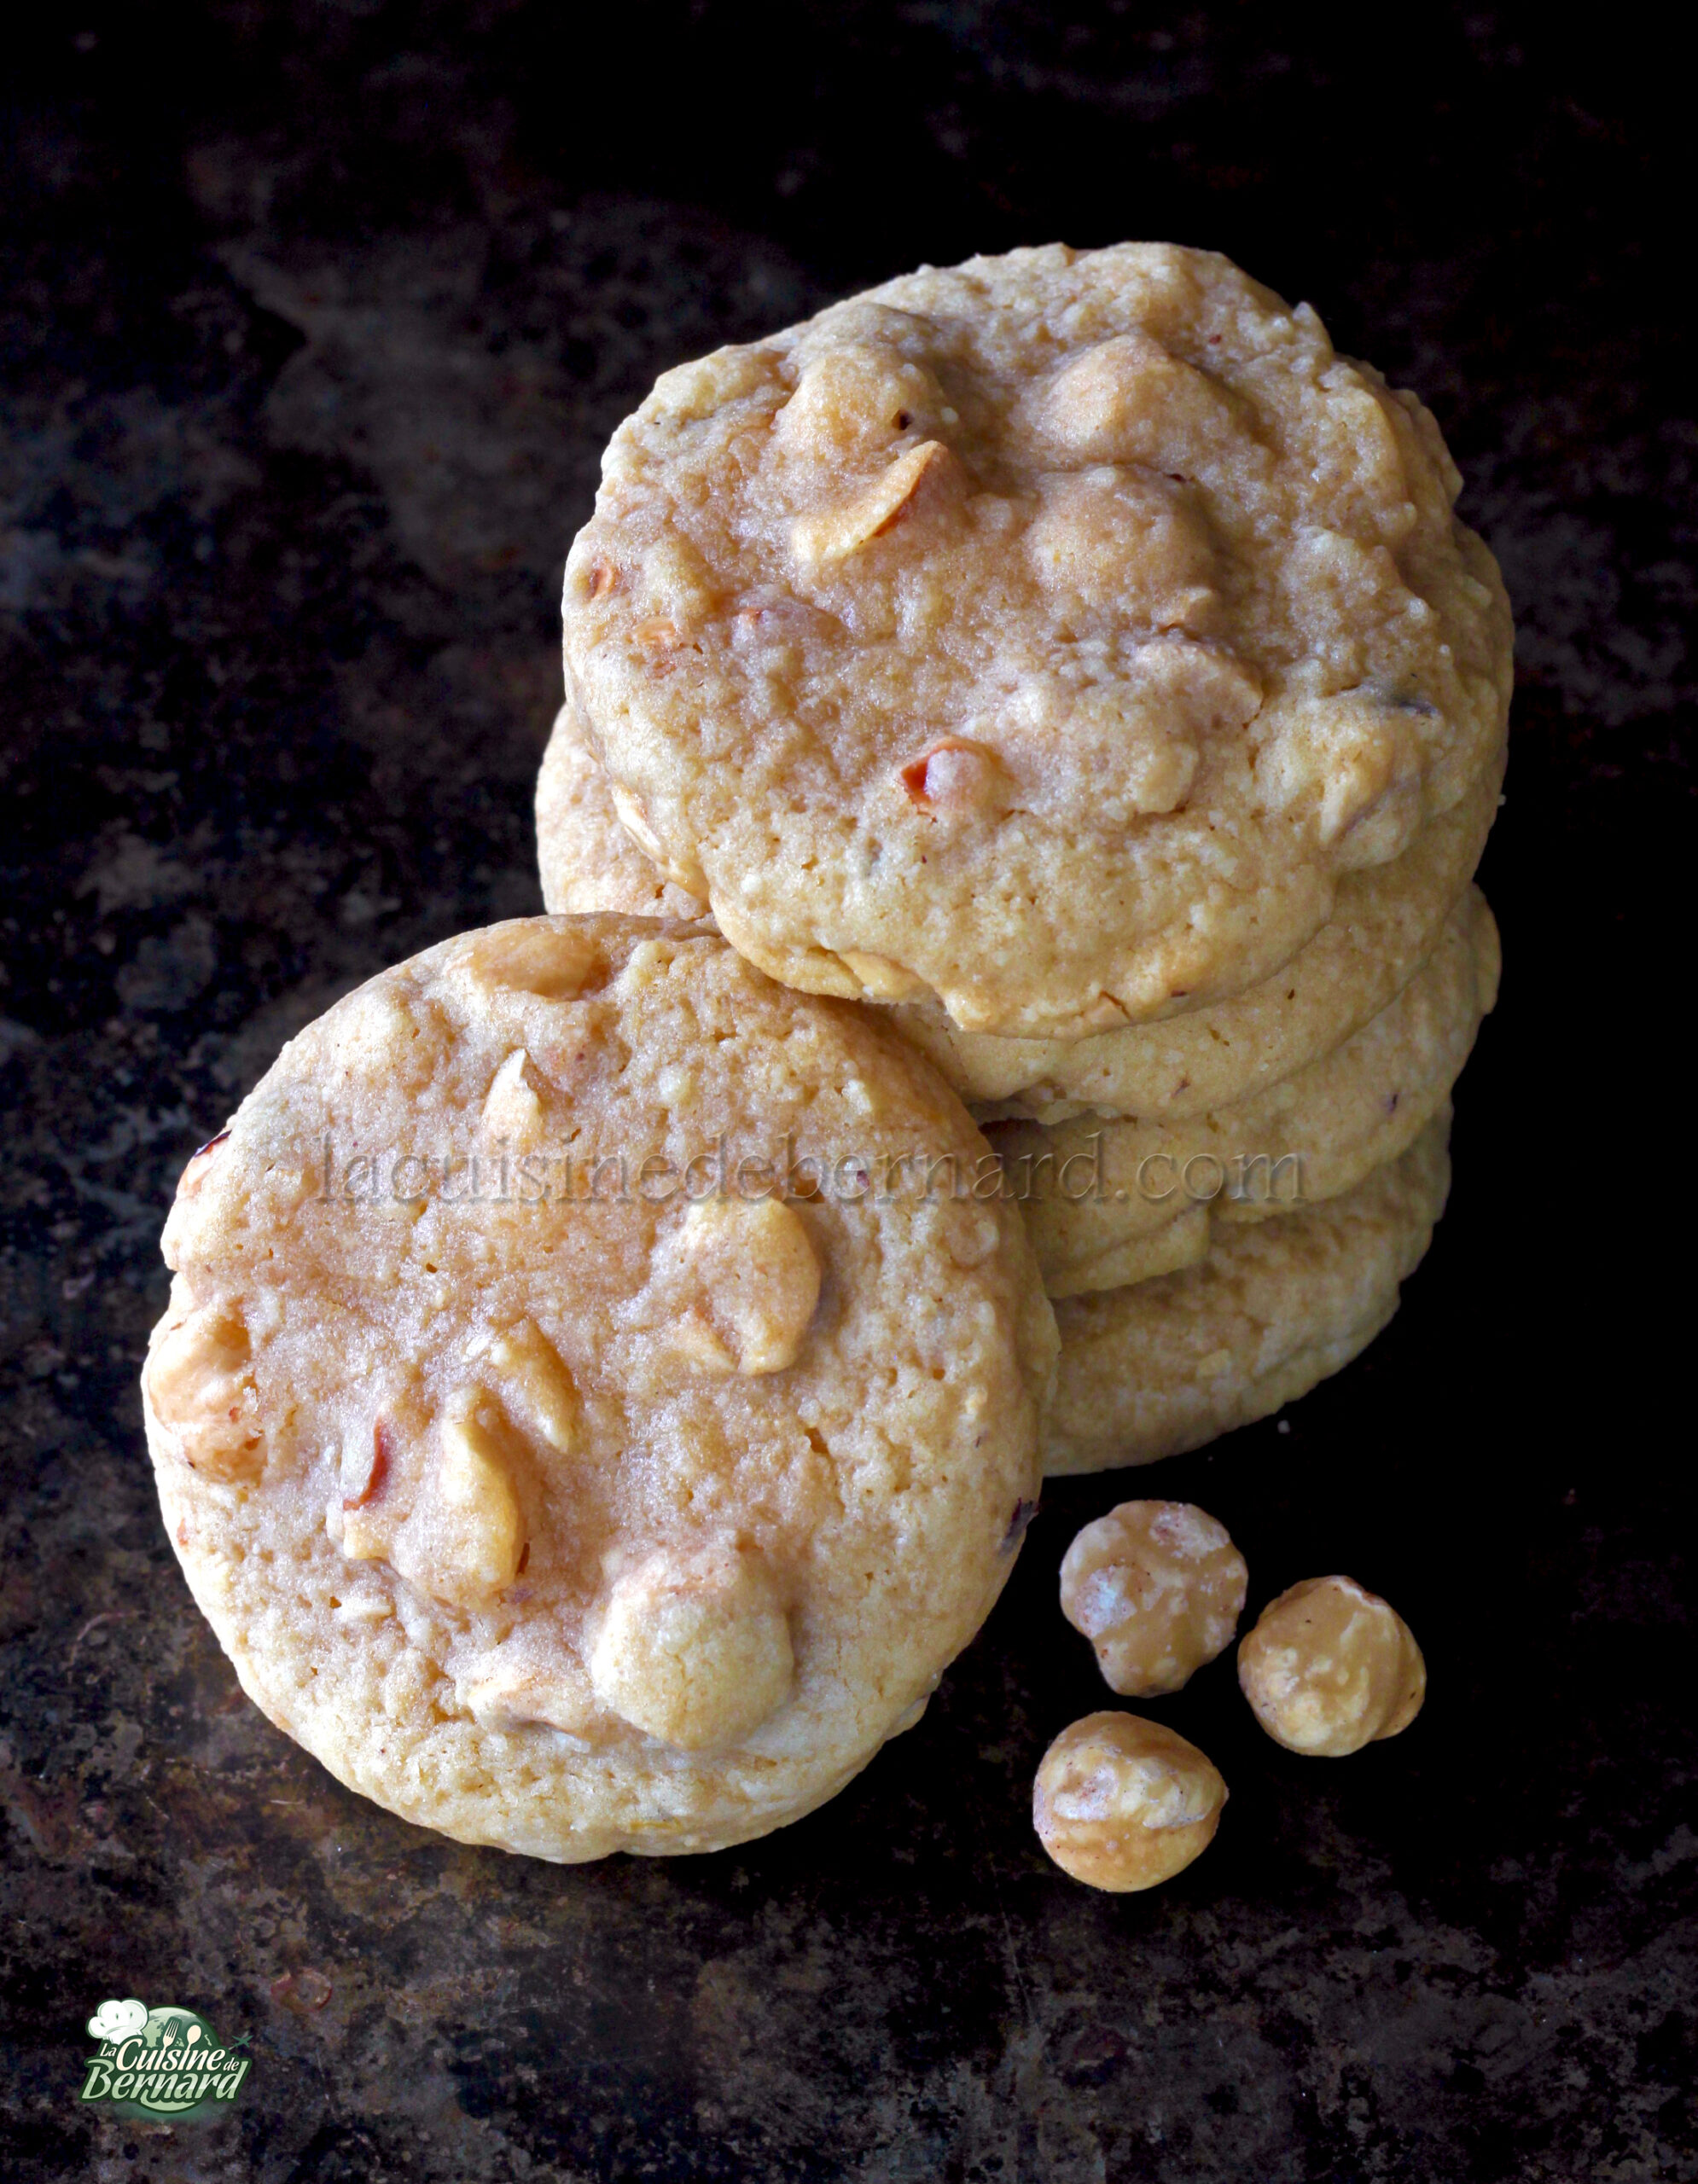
[
  {"x1": 562, "y1": 241, "x2": 1511, "y2": 1037},
  {"x1": 1043, "y1": 1118, "x2": 1451, "y2": 1473},
  {"x1": 1000, "y1": 889, "x2": 1494, "y2": 1297},
  {"x1": 142, "y1": 915, "x2": 1056, "y2": 1861}
]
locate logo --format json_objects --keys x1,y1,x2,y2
[{"x1": 79, "y1": 1999, "x2": 252, "y2": 2119}]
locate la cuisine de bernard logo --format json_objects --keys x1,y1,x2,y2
[{"x1": 79, "y1": 1999, "x2": 252, "y2": 2120}]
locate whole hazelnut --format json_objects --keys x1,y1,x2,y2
[
  {"x1": 1032, "y1": 1711, "x2": 1228, "y2": 1891},
  {"x1": 1237, "y1": 1575, "x2": 1426, "y2": 1757},
  {"x1": 1059, "y1": 1500, "x2": 1247, "y2": 1696}
]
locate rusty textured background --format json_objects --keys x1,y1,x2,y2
[{"x1": 2, "y1": 5, "x2": 1693, "y2": 2178}]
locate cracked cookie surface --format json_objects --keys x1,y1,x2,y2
[
  {"x1": 142, "y1": 915, "x2": 1055, "y2": 1859},
  {"x1": 563, "y1": 243, "x2": 1510, "y2": 1036}
]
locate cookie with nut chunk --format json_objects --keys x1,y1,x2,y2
[
  {"x1": 143, "y1": 915, "x2": 1056, "y2": 1861},
  {"x1": 563, "y1": 241, "x2": 1510, "y2": 1037}
]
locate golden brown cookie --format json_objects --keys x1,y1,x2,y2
[
  {"x1": 143, "y1": 915, "x2": 1055, "y2": 1860},
  {"x1": 892, "y1": 754, "x2": 1502, "y2": 1120},
  {"x1": 563, "y1": 242, "x2": 1511, "y2": 1036},
  {"x1": 537, "y1": 682, "x2": 1502, "y2": 1140}
]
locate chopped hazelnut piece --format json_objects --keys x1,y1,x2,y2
[
  {"x1": 396, "y1": 1391, "x2": 525, "y2": 1610},
  {"x1": 342, "y1": 1417, "x2": 391, "y2": 1509},
  {"x1": 486, "y1": 1321, "x2": 580, "y2": 1455},
  {"x1": 176, "y1": 1129, "x2": 230, "y2": 1199},
  {"x1": 1237, "y1": 1574, "x2": 1426, "y2": 1756},
  {"x1": 672, "y1": 1196, "x2": 821, "y2": 1375},
  {"x1": 791, "y1": 440, "x2": 951, "y2": 565},
  {"x1": 339, "y1": 1419, "x2": 393, "y2": 1561},
  {"x1": 898, "y1": 737, "x2": 1008, "y2": 818},
  {"x1": 1033, "y1": 1711, "x2": 1228, "y2": 1891},
  {"x1": 456, "y1": 1657, "x2": 591, "y2": 1735},
  {"x1": 1023, "y1": 467, "x2": 1217, "y2": 630},
  {"x1": 462, "y1": 921, "x2": 605, "y2": 1000},
  {"x1": 834, "y1": 950, "x2": 928, "y2": 1000},
  {"x1": 608, "y1": 785, "x2": 705, "y2": 897},
  {"x1": 1061, "y1": 1500, "x2": 1247, "y2": 1696},
  {"x1": 147, "y1": 1300, "x2": 265, "y2": 1482},
  {"x1": 1032, "y1": 332, "x2": 1247, "y2": 468},
  {"x1": 481, "y1": 1048, "x2": 547, "y2": 1143},
  {"x1": 608, "y1": 782, "x2": 668, "y2": 866},
  {"x1": 590, "y1": 1550, "x2": 794, "y2": 1750},
  {"x1": 343, "y1": 1414, "x2": 399, "y2": 1572},
  {"x1": 1259, "y1": 696, "x2": 1424, "y2": 871},
  {"x1": 773, "y1": 345, "x2": 945, "y2": 462}
]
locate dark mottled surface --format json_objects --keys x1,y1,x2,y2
[{"x1": 2, "y1": 7, "x2": 1693, "y2": 2178}]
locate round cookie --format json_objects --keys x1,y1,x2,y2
[
  {"x1": 1043, "y1": 1118, "x2": 1451, "y2": 1474},
  {"x1": 142, "y1": 915, "x2": 1056, "y2": 1861},
  {"x1": 999, "y1": 888, "x2": 1495, "y2": 1297},
  {"x1": 562, "y1": 241, "x2": 1512, "y2": 1037}
]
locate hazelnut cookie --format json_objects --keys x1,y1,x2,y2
[
  {"x1": 562, "y1": 243, "x2": 1510, "y2": 1036},
  {"x1": 143, "y1": 916, "x2": 1055, "y2": 1859}
]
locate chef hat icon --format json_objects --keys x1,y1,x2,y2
[{"x1": 88, "y1": 1999, "x2": 148, "y2": 2042}]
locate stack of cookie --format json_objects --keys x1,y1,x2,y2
[
  {"x1": 142, "y1": 241, "x2": 1510, "y2": 1868},
  {"x1": 540, "y1": 241, "x2": 1512, "y2": 1475}
]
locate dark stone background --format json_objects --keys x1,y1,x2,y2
[{"x1": 2, "y1": 6, "x2": 1692, "y2": 2178}]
